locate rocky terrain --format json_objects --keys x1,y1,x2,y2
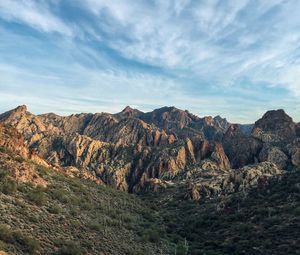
[
  {"x1": 0, "y1": 105, "x2": 299, "y2": 254},
  {"x1": 0, "y1": 106, "x2": 299, "y2": 196}
]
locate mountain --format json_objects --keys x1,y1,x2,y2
[
  {"x1": 0, "y1": 105, "x2": 232, "y2": 193},
  {"x1": 0, "y1": 128, "x2": 172, "y2": 254},
  {"x1": 1, "y1": 106, "x2": 299, "y2": 195},
  {"x1": 252, "y1": 109, "x2": 299, "y2": 143},
  {"x1": 0, "y1": 105, "x2": 299, "y2": 254}
]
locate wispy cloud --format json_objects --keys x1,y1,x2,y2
[
  {"x1": 0, "y1": 0, "x2": 73, "y2": 35},
  {"x1": 0, "y1": 0, "x2": 299, "y2": 122}
]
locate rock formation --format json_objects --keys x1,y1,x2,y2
[{"x1": 0, "y1": 105, "x2": 298, "y2": 193}]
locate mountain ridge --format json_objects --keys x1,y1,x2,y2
[{"x1": 0, "y1": 105, "x2": 299, "y2": 195}]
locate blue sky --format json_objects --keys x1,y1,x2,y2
[{"x1": 0, "y1": 0, "x2": 299, "y2": 123}]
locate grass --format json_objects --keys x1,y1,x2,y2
[{"x1": 0, "y1": 161, "x2": 172, "y2": 254}]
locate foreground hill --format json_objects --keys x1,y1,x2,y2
[{"x1": 0, "y1": 125, "x2": 172, "y2": 254}]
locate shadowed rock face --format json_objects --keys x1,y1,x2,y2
[
  {"x1": 0, "y1": 105, "x2": 298, "y2": 193},
  {"x1": 252, "y1": 109, "x2": 298, "y2": 143},
  {"x1": 223, "y1": 124, "x2": 262, "y2": 168}
]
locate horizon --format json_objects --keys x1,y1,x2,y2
[
  {"x1": 1, "y1": 104, "x2": 299, "y2": 125},
  {"x1": 0, "y1": 0, "x2": 300, "y2": 123}
]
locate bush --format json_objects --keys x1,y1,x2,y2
[
  {"x1": 87, "y1": 221, "x2": 102, "y2": 231},
  {"x1": 0, "y1": 177, "x2": 17, "y2": 195},
  {"x1": 142, "y1": 228, "x2": 160, "y2": 243},
  {"x1": 0, "y1": 225, "x2": 39, "y2": 253},
  {"x1": 13, "y1": 230, "x2": 40, "y2": 253},
  {"x1": 0, "y1": 224, "x2": 12, "y2": 241},
  {"x1": 176, "y1": 241, "x2": 189, "y2": 255},
  {"x1": 14, "y1": 156, "x2": 25, "y2": 163},
  {"x1": 27, "y1": 187, "x2": 47, "y2": 206},
  {"x1": 54, "y1": 240, "x2": 84, "y2": 255},
  {"x1": 48, "y1": 188, "x2": 71, "y2": 204},
  {"x1": 47, "y1": 204, "x2": 62, "y2": 214}
]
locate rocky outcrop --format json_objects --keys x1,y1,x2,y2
[
  {"x1": 0, "y1": 124, "x2": 47, "y2": 187},
  {"x1": 252, "y1": 109, "x2": 298, "y2": 143},
  {"x1": 2, "y1": 105, "x2": 298, "y2": 193},
  {"x1": 223, "y1": 124, "x2": 262, "y2": 168},
  {"x1": 0, "y1": 106, "x2": 235, "y2": 192},
  {"x1": 187, "y1": 162, "x2": 282, "y2": 201},
  {"x1": 258, "y1": 146, "x2": 288, "y2": 169},
  {"x1": 287, "y1": 138, "x2": 300, "y2": 167}
]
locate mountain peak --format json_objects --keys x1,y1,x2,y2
[
  {"x1": 252, "y1": 109, "x2": 297, "y2": 142},
  {"x1": 116, "y1": 106, "x2": 143, "y2": 119},
  {"x1": 122, "y1": 106, "x2": 135, "y2": 113},
  {"x1": 0, "y1": 104, "x2": 28, "y2": 122},
  {"x1": 14, "y1": 104, "x2": 28, "y2": 113}
]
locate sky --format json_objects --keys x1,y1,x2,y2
[{"x1": 0, "y1": 0, "x2": 300, "y2": 123}]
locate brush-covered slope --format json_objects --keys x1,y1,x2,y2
[
  {"x1": 143, "y1": 169, "x2": 300, "y2": 255},
  {"x1": 0, "y1": 131, "x2": 173, "y2": 255}
]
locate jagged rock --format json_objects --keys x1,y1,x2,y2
[
  {"x1": 252, "y1": 109, "x2": 298, "y2": 143},
  {"x1": 258, "y1": 146, "x2": 288, "y2": 169},
  {"x1": 2, "y1": 105, "x2": 296, "y2": 194},
  {"x1": 223, "y1": 124, "x2": 262, "y2": 168},
  {"x1": 287, "y1": 138, "x2": 300, "y2": 167},
  {"x1": 210, "y1": 143, "x2": 231, "y2": 170},
  {"x1": 115, "y1": 106, "x2": 143, "y2": 119},
  {"x1": 187, "y1": 162, "x2": 282, "y2": 201}
]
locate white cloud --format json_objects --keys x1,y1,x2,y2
[{"x1": 0, "y1": 0, "x2": 72, "y2": 35}]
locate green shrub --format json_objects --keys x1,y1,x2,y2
[
  {"x1": 13, "y1": 230, "x2": 40, "y2": 253},
  {"x1": 14, "y1": 156, "x2": 25, "y2": 163},
  {"x1": 27, "y1": 187, "x2": 47, "y2": 206},
  {"x1": 87, "y1": 221, "x2": 102, "y2": 231},
  {"x1": 54, "y1": 240, "x2": 84, "y2": 255},
  {"x1": 142, "y1": 228, "x2": 160, "y2": 243},
  {"x1": 47, "y1": 204, "x2": 62, "y2": 214},
  {"x1": 0, "y1": 177, "x2": 17, "y2": 195},
  {"x1": 0, "y1": 240, "x2": 6, "y2": 250},
  {"x1": 0, "y1": 225, "x2": 39, "y2": 253},
  {"x1": 0, "y1": 224, "x2": 12, "y2": 241},
  {"x1": 176, "y1": 241, "x2": 189, "y2": 255}
]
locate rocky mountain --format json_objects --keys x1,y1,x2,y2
[
  {"x1": 0, "y1": 105, "x2": 233, "y2": 193},
  {"x1": 0, "y1": 105, "x2": 299, "y2": 196},
  {"x1": 0, "y1": 105, "x2": 299, "y2": 254},
  {"x1": 0, "y1": 129, "x2": 172, "y2": 254}
]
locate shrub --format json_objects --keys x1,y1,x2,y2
[
  {"x1": 142, "y1": 228, "x2": 160, "y2": 243},
  {"x1": 13, "y1": 230, "x2": 40, "y2": 253},
  {"x1": 0, "y1": 240, "x2": 6, "y2": 250},
  {"x1": 0, "y1": 225, "x2": 39, "y2": 253},
  {"x1": 14, "y1": 156, "x2": 25, "y2": 163},
  {"x1": 48, "y1": 188, "x2": 71, "y2": 204},
  {"x1": 176, "y1": 241, "x2": 189, "y2": 255},
  {"x1": 27, "y1": 187, "x2": 47, "y2": 206},
  {"x1": 54, "y1": 240, "x2": 84, "y2": 255},
  {"x1": 87, "y1": 221, "x2": 102, "y2": 231},
  {"x1": 0, "y1": 224, "x2": 12, "y2": 241},
  {"x1": 0, "y1": 177, "x2": 17, "y2": 195},
  {"x1": 47, "y1": 204, "x2": 62, "y2": 214}
]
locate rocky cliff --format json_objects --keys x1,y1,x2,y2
[{"x1": 0, "y1": 106, "x2": 299, "y2": 194}]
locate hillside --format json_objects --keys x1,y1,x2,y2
[
  {"x1": 0, "y1": 123, "x2": 173, "y2": 254},
  {"x1": 143, "y1": 170, "x2": 300, "y2": 255},
  {"x1": 0, "y1": 106, "x2": 299, "y2": 255},
  {"x1": 0, "y1": 149, "x2": 172, "y2": 254}
]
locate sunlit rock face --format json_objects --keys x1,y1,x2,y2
[{"x1": 0, "y1": 105, "x2": 298, "y2": 192}]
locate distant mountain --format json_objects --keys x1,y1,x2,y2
[{"x1": 0, "y1": 106, "x2": 299, "y2": 194}]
